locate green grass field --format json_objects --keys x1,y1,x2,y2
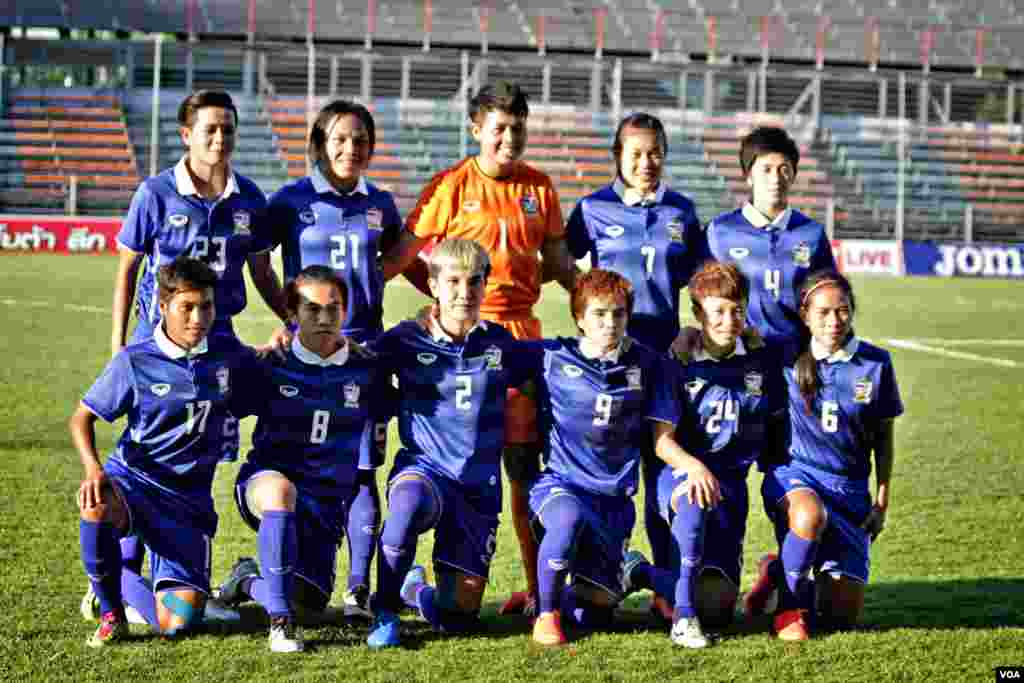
[{"x1": 2, "y1": 254, "x2": 1022, "y2": 682}]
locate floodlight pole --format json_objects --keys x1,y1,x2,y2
[
  {"x1": 243, "y1": 0, "x2": 256, "y2": 95},
  {"x1": 149, "y1": 34, "x2": 163, "y2": 178},
  {"x1": 459, "y1": 51, "x2": 469, "y2": 159},
  {"x1": 307, "y1": 0, "x2": 316, "y2": 175},
  {"x1": 896, "y1": 72, "x2": 906, "y2": 242}
]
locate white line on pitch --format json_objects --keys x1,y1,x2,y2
[
  {"x1": 886, "y1": 339, "x2": 1021, "y2": 368},
  {"x1": 905, "y1": 338, "x2": 1024, "y2": 347}
]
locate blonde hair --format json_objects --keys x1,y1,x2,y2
[{"x1": 428, "y1": 238, "x2": 492, "y2": 280}]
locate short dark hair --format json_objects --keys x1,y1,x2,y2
[
  {"x1": 307, "y1": 99, "x2": 377, "y2": 167},
  {"x1": 739, "y1": 126, "x2": 800, "y2": 177},
  {"x1": 469, "y1": 80, "x2": 529, "y2": 124},
  {"x1": 612, "y1": 112, "x2": 668, "y2": 171},
  {"x1": 177, "y1": 89, "x2": 238, "y2": 128},
  {"x1": 284, "y1": 265, "x2": 349, "y2": 316},
  {"x1": 157, "y1": 257, "x2": 218, "y2": 305}
]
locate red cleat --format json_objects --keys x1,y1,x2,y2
[
  {"x1": 773, "y1": 608, "x2": 810, "y2": 641},
  {"x1": 532, "y1": 610, "x2": 567, "y2": 646},
  {"x1": 743, "y1": 553, "x2": 778, "y2": 620},
  {"x1": 499, "y1": 591, "x2": 537, "y2": 618},
  {"x1": 650, "y1": 595, "x2": 674, "y2": 624}
]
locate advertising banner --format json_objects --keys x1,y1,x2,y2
[
  {"x1": 0, "y1": 215, "x2": 121, "y2": 254},
  {"x1": 904, "y1": 240, "x2": 1024, "y2": 279},
  {"x1": 833, "y1": 239, "x2": 904, "y2": 276}
]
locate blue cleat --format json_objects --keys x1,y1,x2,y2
[
  {"x1": 217, "y1": 557, "x2": 260, "y2": 606},
  {"x1": 400, "y1": 565, "x2": 427, "y2": 609},
  {"x1": 366, "y1": 609, "x2": 401, "y2": 649}
]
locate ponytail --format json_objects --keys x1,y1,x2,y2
[{"x1": 795, "y1": 269, "x2": 856, "y2": 416}]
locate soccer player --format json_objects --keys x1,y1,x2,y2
[
  {"x1": 744, "y1": 270, "x2": 902, "y2": 640},
  {"x1": 621, "y1": 262, "x2": 785, "y2": 647},
  {"x1": 526, "y1": 269, "x2": 680, "y2": 646},
  {"x1": 365, "y1": 239, "x2": 537, "y2": 649},
  {"x1": 380, "y1": 81, "x2": 577, "y2": 616},
  {"x1": 565, "y1": 112, "x2": 705, "y2": 622},
  {"x1": 262, "y1": 99, "x2": 406, "y2": 616},
  {"x1": 215, "y1": 266, "x2": 389, "y2": 652},
  {"x1": 72, "y1": 257, "x2": 249, "y2": 647},
  {"x1": 686, "y1": 126, "x2": 836, "y2": 357}
]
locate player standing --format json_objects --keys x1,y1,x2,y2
[{"x1": 380, "y1": 82, "x2": 576, "y2": 614}]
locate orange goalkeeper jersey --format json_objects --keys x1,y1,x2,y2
[{"x1": 406, "y1": 157, "x2": 564, "y2": 317}]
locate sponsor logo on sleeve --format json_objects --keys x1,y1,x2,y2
[
  {"x1": 343, "y1": 382, "x2": 361, "y2": 408},
  {"x1": 150, "y1": 383, "x2": 171, "y2": 397}
]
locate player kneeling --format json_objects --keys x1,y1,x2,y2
[
  {"x1": 527, "y1": 270, "x2": 679, "y2": 646},
  {"x1": 621, "y1": 262, "x2": 785, "y2": 647},
  {"x1": 72, "y1": 258, "x2": 250, "y2": 646},
  {"x1": 215, "y1": 266, "x2": 389, "y2": 652}
]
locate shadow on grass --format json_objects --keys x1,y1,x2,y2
[{"x1": 863, "y1": 577, "x2": 1024, "y2": 630}]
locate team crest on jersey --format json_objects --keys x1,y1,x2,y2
[
  {"x1": 343, "y1": 382, "x2": 361, "y2": 408},
  {"x1": 520, "y1": 195, "x2": 538, "y2": 215},
  {"x1": 625, "y1": 367, "x2": 643, "y2": 390},
  {"x1": 484, "y1": 345, "x2": 503, "y2": 370},
  {"x1": 299, "y1": 209, "x2": 317, "y2": 225},
  {"x1": 279, "y1": 385, "x2": 299, "y2": 398},
  {"x1": 605, "y1": 225, "x2": 625, "y2": 238},
  {"x1": 150, "y1": 383, "x2": 171, "y2": 397},
  {"x1": 366, "y1": 208, "x2": 383, "y2": 231},
  {"x1": 562, "y1": 364, "x2": 583, "y2": 378},
  {"x1": 853, "y1": 378, "x2": 873, "y2": 404},
  {"x1": 233, "y1": 211, "x2": 251, "y2": 235},
  {"x1": 462, "y1": 200, "x2": 481, "y2": 213},
  {"x1": 667, "y1": 220, "x2": 684, "y2": 243},
  {"x1": 744, "y1": 370, "x2": 763, "y2": 397},
  {"x1": 216, "y1": 367, "x2": 230, "y2": 394},
  {"x1": 792, "y1": 242, "x2": 811, "y2": 267},
  {"x1": 729, "y1": 247, "x2": 750, "y2": 260},
  {"x1": 417, "y1": 353, "x2": 438, "y2": 365},
  {"x1": 167, "y1": 214, "x2": 189, "y2": 229},
  {"x1": 684, "y1": 378, "x2": 707, "y2": 400}
]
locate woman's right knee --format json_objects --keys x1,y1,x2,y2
[
  {"x1": 248, "y1": 473, "x2": 297, "y2": 514},
  {"x1": 784, "y1": 491, "x2": 827, "y2": 539}
]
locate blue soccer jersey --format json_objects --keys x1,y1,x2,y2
[
  {"x1": 784, "y1": 337, "x2": 903, "y2": 480},
  {"x1": 567, "y1": 180, "x2": 705, "y2": 352},
  {"x1": 117, "y1": 158, "x2": 273, "y2": 328},
  {"x1": 536, "y1": 337, "x2": 679, "y2": 497},
  {"x1": 703, "y1": 206, "x2": 836, "y2": 351},
  {"x1": 675, "y1": 340, "x2": 785, "y2": 477},
  {"x1": 82, "y1": 323, "x2": 248, "y2": 502},
  {"x1": 372, "y1": 320, "x2": 536, "y2": 513},
  {"x1": 267, "y1": 171, "x2": 403, "y2": 341},
  {"x1": 231, "y1": 338, "x2": 392, "y2": 498}
]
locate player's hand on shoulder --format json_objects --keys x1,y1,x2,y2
[
  {"x1": 670, "y1": 326, "x2": 702, "y2": 364},
  {"x1": 255, "y1": 324, "x2": 294, "y2": 360}
]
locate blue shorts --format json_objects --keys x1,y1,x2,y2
[
  {"x1": 762, "y1": 463, "x2": 871, "y2": 583},
  {"x1": 656, "y1": 467, "x2": 749, "y2": 586},
  {"x1": 235, "y1": 465, "x2": 349, "y2": 599},
  {"x1": 529, "y1": 472, "x2": 636, "y2": 599},
  {"x1": 106, "y1": 461, "x2": 215, "y2": 594},
  {"x1": 387, "y1": 465, "x2": 498, "y2": 580}
]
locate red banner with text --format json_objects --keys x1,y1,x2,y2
[{"x1": 0, "y1": 215, "x2": 121, "y2": 254}]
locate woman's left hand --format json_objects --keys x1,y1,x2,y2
[{"x1": 861, "y1": 504, "x2": 886, "y2": 542}]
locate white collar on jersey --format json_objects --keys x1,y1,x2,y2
[
  {"x1": 742, "y1": 202, "x2": 792, "y2": 231},
  {"x1": 612, "y1": 177, "x2": 667, "y2": 206},
  {"x1": 311, "y1": 165, "x2": 369, "y2": 197},
  {"x1": 292, "y1": 336, "x2": 350, "y2": 366},
  {"x1": 578, "y1": 336, "x2": 632, "y2": 363},
  {"x1": 154, "y1": 321, "x2": 209, "y2": 360},
  {"x1": 693, "y1": 336, "x2": 747, "y2": 363},
  {"x1": 174, "y1": 155, "x2": 239, "y2": 200},
  {"x1": 812, "y1": 335, "x2": 860, "y2": 363},
  {"x1": 429, "y1": 314, "x2": 487, "y2": 343}
]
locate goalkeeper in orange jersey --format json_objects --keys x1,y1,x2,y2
[{"x1": 382, "y1": 81, "x2": 576, "y2": 616}]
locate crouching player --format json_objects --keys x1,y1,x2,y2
[
  {"x1": 526, "y1": 269, "x2": 680, "y2": 646},
  {"x1": 71, "y1": 257, "x2": 249, "y2": 646},
  {"x1": 366, "y1": 239, "x2": 537, "y2": 648},
  {"x1": 622, "y1": 262, "x2": 785, "y2": 647},
  {"x1": 744, "y1": 270, "x2": 902, "y2": 640},
  {"x1": 215, "y1": 266, "x2": 389, "y2": 652}
]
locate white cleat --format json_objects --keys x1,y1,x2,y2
[
  {"x1": 671, "y1": 616, "x2": 710, "y2": 649},
  {"x1": 269, "y1": 617, "x2": 305, "y2": 653}
]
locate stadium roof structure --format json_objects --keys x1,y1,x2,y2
[{"x1": 5, "y1": 1, "x2": 1024, "y2": 70}]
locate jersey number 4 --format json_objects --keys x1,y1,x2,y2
[{"x1": 764, "y1": 269, "x2": 781, "y2": 300}]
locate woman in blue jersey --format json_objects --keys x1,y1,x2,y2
[
  {"x1": 215, "y1": 266, "x2": 388, "y2": 652},
  {"x1": 745, "y1": 270, "x2": 902, "y2": 641},
  {"x1": 621, "y1": 262, "x2": 785, "y2": 648},
  {"x1": 72, "y1": 257, "x2": 249, "y2": 647},
  {"x1": 264, "y1": 100, "x2": 406, "y2": 617},
  {"x1": 524, "y1": 269, "x2": 696, "y2": 647}
]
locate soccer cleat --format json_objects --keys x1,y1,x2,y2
[
  {"x1": 670, "y1": 616, "x2": 710, "y2": 649},
  {"x1": 743, "y1": 553, "x2": 779, "y2": 620},
  {"x1": 86, "y1": 611, "x2": 129, "y2": 648},
  {"x1": 498, "y1": 591, "x2": 538, "y2": 618},
  {"x1": 532, "y1": 610, "x2": 567, "y2": 647},
  {"x1": 620, "y1": 549, "x2": 648, "y2": 595},
  {"x1": 399, "y1": 565, "x2": 427, "y2": 609},
  {"x1": 268, "y1": 616, "x2": 304, "y2": 653},
  {"x1": 650, "y1": 596, "x2": 674, "y2": 625},
  {"x1": 80, "y1": 585, "x2": 147, "y2": 625},
  {"x1": 343, "y1": 585, "x2": 374, "y2": 620},
  {"x1": 217, "y1": 557, "x2": 260, "y2": 606},
  {"x1": 366, "y1": 609, "x2": 401, "y2": 649},
  {"x1": 773, "y1": 608, "x2": 810, "y2": 641}
]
